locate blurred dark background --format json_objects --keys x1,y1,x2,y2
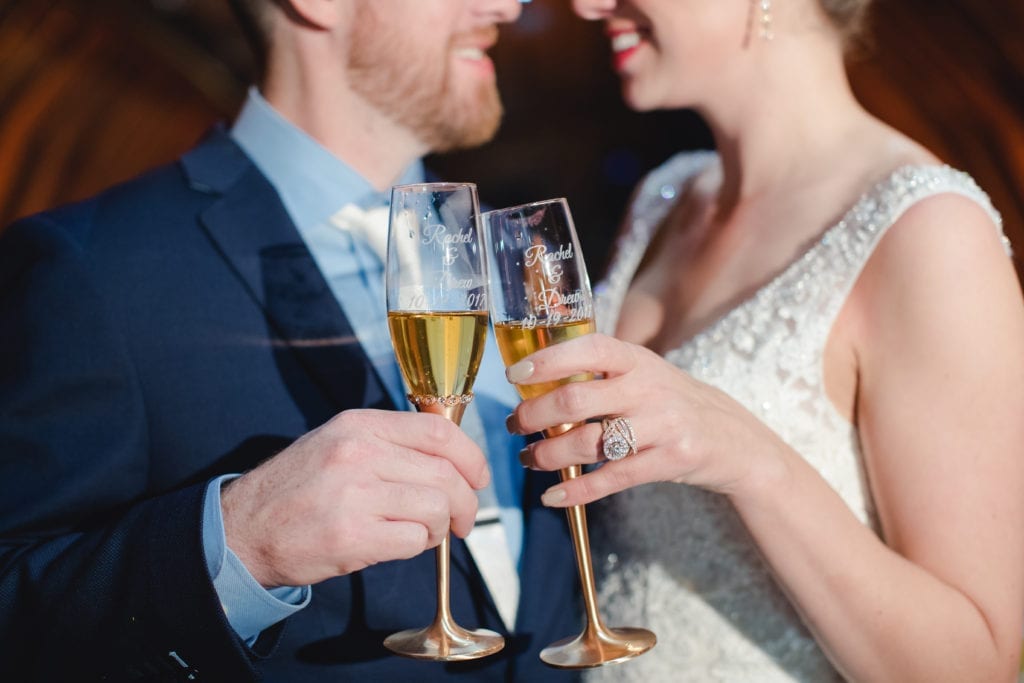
[{"x1": 1, "y1": 0, "x2": 1021, "y2": 280}]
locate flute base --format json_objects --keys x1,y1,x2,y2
[
  {"x1": 540, "y1": 626, "x2": 656, "y2": 669},
  {"x1": 384, "y1": 623, "x2": 505, "y2": 662}
]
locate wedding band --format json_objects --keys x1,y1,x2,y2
[{"x1": 601, "y1": 416, "x2": 638, "y2": 461}]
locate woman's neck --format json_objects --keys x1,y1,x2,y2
[{"x1": 698, "y1": 36, "x2": 872, "y2": 211}]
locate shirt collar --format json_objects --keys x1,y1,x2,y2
[{"x1": 229, "y1": 87, "x2": 424, "y2": 234}]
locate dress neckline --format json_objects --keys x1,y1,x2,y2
[{"x1": 614, "y1": 160, "x2": 965, "y2": 357}]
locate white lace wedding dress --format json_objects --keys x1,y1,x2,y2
[{"x1": 587, "y1": 152, "x2": 1007, "y2": 682}]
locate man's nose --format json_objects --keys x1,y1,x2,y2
[{"x1": 476, "y1": 0, "x2": 524, "y2": 24}]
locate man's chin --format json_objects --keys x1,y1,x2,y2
[
  {"x1": 424, "y1": 96, "x2": 503, "y2": 152},
  {"x1": 436, "y1": 118, "x2": 502, "y2": 152}
]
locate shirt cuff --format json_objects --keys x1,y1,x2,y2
[{"x1": 202, "y1": 475, "x2": 312, "y2": 645}]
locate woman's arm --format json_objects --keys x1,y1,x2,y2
[{"x1": 756, "y1": 192, "x2": 1024, "y2": 681}]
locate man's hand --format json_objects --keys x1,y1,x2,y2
[{"x1": 220, "y1": 409, "x2": 489, "y2": 588}]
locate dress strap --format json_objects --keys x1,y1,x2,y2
[
  {"x1": 595, "y1": 151, "x2": 715, "y2": 335},
  {"x1": 811, "y1": 164, "x2": 1006, "y2": 331}
]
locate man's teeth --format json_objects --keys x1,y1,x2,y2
[
  {"x1": 611, "y1": 32, "x2": 641, "y2": 53},
  {"x1": 454, "y1": 47, "x2": 485, "y2": 60}
]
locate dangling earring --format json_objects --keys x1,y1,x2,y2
[{"x1": 759, "y1": 0, "x2": 774, "y2": 40}]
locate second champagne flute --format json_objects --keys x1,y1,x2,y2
[
  {"x1": 481, "y1": 198, "x2": 656, "y2": 668},
  {"x1": 384, "y1": 182, "x2": 504, "y2": 661}
]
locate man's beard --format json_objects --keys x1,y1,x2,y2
[{"x1": 347, "y1": 7, "x2": 503, "y2": 152}]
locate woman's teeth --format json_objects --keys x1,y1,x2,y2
[{"x1": 612, "y1": 32, "x2": 641, "y2": 53}]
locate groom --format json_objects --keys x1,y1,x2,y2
[{"x1": 0, "y1": 0, "x2": 579, "y2": 680}]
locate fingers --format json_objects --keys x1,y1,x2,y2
[
  {"x1": 329, "y1": 410, "x2": 483, "y2": 539},
  {"x1": 308, "y1": 476, "x2": 472, "y2": 577},
  {"x1": 518, "y1": 421, "x2": 605, "y2": 469},
  {"x1": 506, "y1": 333, "x2": 638, "y2": 386},
  {"x1": 538, "y1": 459, "x2": 659, "y2": 508},
  {"x1": 368, "y1": 521, "x2": 431, "y2": 563},
  {"x1": 369, "y1": 444, "x2": 480, "y2": 533},
  {"x1": 357, "y1": 410, "x2": 491, "y2": 490},
  {"x1": 371, "y1": 481, "x2": 473, "y2": 545},
  {"x1": 510, "y1": 372, "x2": 634, "y2": 435},
  {"x1": 504, "y1": 336, "x2": 653, "y2": 435},
  {"x1": 332, "y1": 510, "x2": 431, "y2": 572}
]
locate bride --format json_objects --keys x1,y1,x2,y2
[{"x1": 506, "y1": 0, "x2": 1024, "y2": 680}]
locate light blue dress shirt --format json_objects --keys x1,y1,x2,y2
[{"x1": 201, "y1": 88, "x2": 524, "y2": 643}]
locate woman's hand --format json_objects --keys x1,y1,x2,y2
[{"x1": 505, "y1": 332, "x2": 792, "y2": 507}]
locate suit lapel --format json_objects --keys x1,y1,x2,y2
[{"x1": 182, "y1": 129, "x2": 394, "y2": 416}]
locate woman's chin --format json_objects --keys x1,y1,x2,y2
[
  {"x1": 621, "y1": 84, "x2": 658, "y2": 112},
  {"x1": 621, "y1": 79, "x2": 693, "y2": 113}
]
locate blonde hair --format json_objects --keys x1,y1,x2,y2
[{"x1": 819, "y1": 0, "x2": 873, "y2": 47}]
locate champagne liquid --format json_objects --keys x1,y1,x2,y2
[
  {"x1": 387, "y1": 311, "x2": 489, "y2": 400},
  {"x1": 492, "y1": 318, "x2": 596, "y2": 400}
]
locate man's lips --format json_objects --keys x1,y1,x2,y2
[
  {"x1": 453, "y1": 47, "x2": 488, "y2": 61},
  {"x1": 450, "y1": 25, "x2": 499, "y2": 74},
  {"x1": 452, "y1": 26, "x2": 499, "y2": 59}
]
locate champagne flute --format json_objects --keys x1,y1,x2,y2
[
  {"x1": 481, "y1": 198, "x2": 656, "y2": 668},
  {"x1": 383, "y1": 182, "x2": 504, "y2": 661}
]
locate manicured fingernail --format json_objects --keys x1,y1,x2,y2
[
  {"x1": 506, "y1": 360, "x2": 534, "y2": 383},
  {"x1": 541, "y1": 487, "x2": 567, "y2": 506},
  {"x1": 505, "y1": 413, "x2": 518, "y2": 433},
  {"x1": 517, "y1": 447, "x2": 534, "y2": 469}
]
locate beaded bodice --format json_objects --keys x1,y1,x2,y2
[{"x1": 588, "y1": 153, "x2": 1004, "y2": 682}]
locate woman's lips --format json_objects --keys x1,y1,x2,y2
[{"x1": 609, "y1": 30, "x2": 643, "y2": 71}]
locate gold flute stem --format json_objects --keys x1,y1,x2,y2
[
  {"x1": 434, "y1": 533, "x2": 454, "y2": 627},
  {"x1": 560, "y1": 464, "x2": 605, "y2": 634}
]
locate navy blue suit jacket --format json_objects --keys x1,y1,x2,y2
[{"x1": 0, "y1": 129, "x2": 580, "y2": 681}]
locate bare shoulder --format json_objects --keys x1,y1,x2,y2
[
  {"x1": 857, "y1": 186, "x2": 1012, "y2": 309},
  {"x1": 828, "y1": 174, "x2": 1020, "y2": 412},
  {"x1": 846, "y1": 176, "x2": 1024, "y2": 383}
]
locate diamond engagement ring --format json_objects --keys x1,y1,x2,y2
[{"x1": 601, "y1": 416, "x2": 638, "y2": 461}]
